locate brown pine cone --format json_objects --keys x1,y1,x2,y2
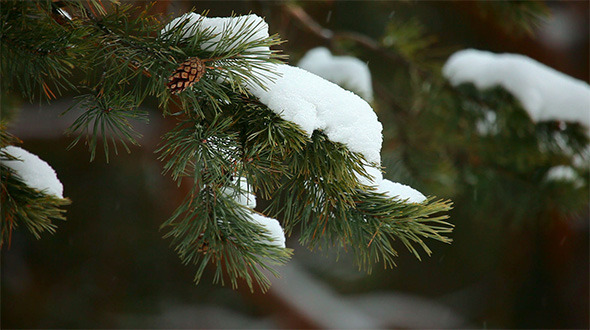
[{"x1": 167, "y1": 57, "x2": 206, "y2": 94}]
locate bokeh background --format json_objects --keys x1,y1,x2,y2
[{"x1": 2, "y1": 1, "x2": 588, "y2": 328}]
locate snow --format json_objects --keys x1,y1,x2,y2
[
  {"x1": 476, "y1": 109, "x2": 498, "y2": 135},
  {"x1": 297, "y1": 47, "x2": 374, "y2": 102},
  {"x1": 222, "y1": 176, "x2": 285, "y2": 248},
  {"x1": 359, "y1": 166, "x2": 426, "y2": 204},
  {"x1": 1, "y1": 146, "x2": 64, "y2": 199},
  {"x1": 224, "y1": 176, "x2": 256, "y2": 209},
  {"x1": 378, "y1": 179, "x2": 426, "y2": 204},
  {"x1": 545, "y1": 165, "x2": 583, "y2": 186},
  {"x1": 443, "y1": 49, "x2": 590, "y2": 134},
  {"x1": 248, "y1": 64, "x2": 383, "y2": 164},
  {"x1": 161, "y1": 13, "x2": 270, "y2": 56},
  {"x1": 248, "y1": 212, "x2": 286, "y2": 248}
]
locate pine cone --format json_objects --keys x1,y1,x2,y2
[{"x1": 167, "y1": 57, "x2": 206, "y2": 94}]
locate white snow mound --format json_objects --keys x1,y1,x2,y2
[
  {"x1": 1, "y1": 146, "x2": 64, "y2": 199},
  {"x1": 221, "y1": 176, "x2": 285, "y2": 248},
  {"x1": 378, "y1": 179, "x2": 426, "y2": 204},
  {"x1": 298, "y1": 47, "x2": 374, "y2": 102},
  {"x1": 443, "y1": 49, "x2": 590, "y2": 134},
  {"x1": 545, "y1": 165, "x2": 583, "y2": 186},
  {"x1": 224, "y1": 176, "x2": 257, "y2": 209},
  {"x1": 249, "y1": 212, "x2": 286, "y2": 248},
  {"x1": 161, "y1": 12, "x2": 270, "y2": 56},
  {"x1": 248, "y1": 63, "x2": 383, "y2": 164}
]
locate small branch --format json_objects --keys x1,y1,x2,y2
[
  {"x1": 285, "y1": 4, "x2": 334, "y2": 40},
  {"x1": 284, "y1": 4, "x2": 410, "y2": 67}
]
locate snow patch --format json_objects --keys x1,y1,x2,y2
[
  {"x1": 224, "y1": 176, "x2": 256, "y2": 209},
  {"x1": 476, "y1": 109, "x2": 499, "y2": 135},
  {"x1": 545, "y1": 165, "x2": 583, "y2": 187},
  {"x1": 298, "y1": 47, "x2": 374, "y2": 102},
  {"x1": 248, "y1": 64, "x2": 383, "y2": 163},
  {"x1": 161, "y1": 12, "x2": 270, "y2": 56},
  {"x1": 378, "y1": 179, "x2": 426, "y2": 204},
  {"x1": 358, "y1": 165, "x2": 426, "y2": 203},
  {"x1": 573, "y1": 146, "x2": 590, "y2": 169},
  {"x1": 443, "y1": 49, "x2": 590, "y2": 134},
  {"x1": 1, "y1": 146, "x2": 64, "y2": 199},
  {"x1": 248, "y1": 212, "x2": 286, "y2": 248},
  {"x1": 222, "y1": 176, "x2": 285, "y2": 248}
]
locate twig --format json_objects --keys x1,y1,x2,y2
[
  {"x1": 285, "y1": 4, "x2": 334, "y2": 40},
  {"x1": 284, "y1": 4, "x2": 410, "y2": 68}
]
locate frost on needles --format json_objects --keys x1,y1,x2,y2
[{"x1": 157, "y1": 12, "x2": 452, "y2": 291}]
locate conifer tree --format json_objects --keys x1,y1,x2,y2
[{"x1": 1, "y1": 0, "x2": 453, "y2": 291}]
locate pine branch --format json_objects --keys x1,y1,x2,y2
[
  {"x1": 398, "y1": 76, "x2": 589, "y2": 224},
  {"x1": 161, "y1": 185, "x2": 291, "y2": 292},
  {"x1": 0, "y1": 1, "x2": 92, "y2": 101},
  {"x1": 157, "y1": 106, "x2": 299, "y2": 291},
  {"x1": 2, "y1": 2, "x2": 286, "y2": 161},
  {"x1": 64, "y1": 92, "x2": 148, "y2": 162},
  {"x1": 265, "y1": 131, "x2": 453, "y2": 270},
  {"x1": 2, "y1": 2, "x2": 456, "y2": 291},
  {"x1": 0, "y1": 160, "x2": 70, "y2": 248}
]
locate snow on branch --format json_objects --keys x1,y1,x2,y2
[
  {"x1": 443, "y1": 49, "x2": 590, "y2": 134},
  {"x1": 223, "y1": 176, "x2": 286, "y2": 248},
  {"x1": 161, "y1": 12, "x2": 271, "y2": 56},
  {"x1": 162, "y1": 13, "x2": 288, "y2": 248},
  {"x1": 1, "y1": 146, "x2": 64, "y2": 199},
  {"x1": 164, "y1": 12, "x2": 426, "y2": 204},
  {"x1": 247, "y1": 63, "x2": 426, "y2": 203},
  {"x1": 298, "y1": 47, "x2": 374, "y2": 102},
  {"x1": 248, "y1": 64, "x2": 382, "y2": 163},
  {"x1": 160, "y1": 12, "x2": 280, "y2": 93},
  {"x1": 545, "y1": 165, "x2": 583, "y2": 186}
]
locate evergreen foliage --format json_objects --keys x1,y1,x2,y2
[
  {"x1": 2, "y1": 1, "x2": 588, "y2": 327},
  {"x1": 2, "y1": 0, "x2": 455, "y2": 291},
  {"x1": 0, "y1": 128, "x2": 71, "y2": 248},
  {"x1": 364, "y1": 1, "x2": 589, "y2": 226}
]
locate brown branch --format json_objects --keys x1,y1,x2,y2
[
  {"x1": 285, "y1": 4, "x2": 334, "y2": 41},
  {"x1": 284, "y1": 4, "x2": 410, "y2": 67}
]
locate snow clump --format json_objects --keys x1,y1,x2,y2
[
  {"x1": 161, "y1": 12, "x2": 271, "y2": 56},
  {"x1": 224, "y1": 176, "x2": 286, "y2": 248},
  {"x1": 443, "y1": 49, "x2": 590, "y2": 134},
  {"x1": 298, "y1": 47, "x2": 374, "y2": 102},
  {"x1": 1, "y1": 146, "x2": 64, "y2": 199},
  {"x1": 545, "y1": 165, "x2": 583, "y2": 187}
]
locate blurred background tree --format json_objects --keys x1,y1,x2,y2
[{"x1": 2, "y1": 0, "x2": 588, "y2": 328}]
